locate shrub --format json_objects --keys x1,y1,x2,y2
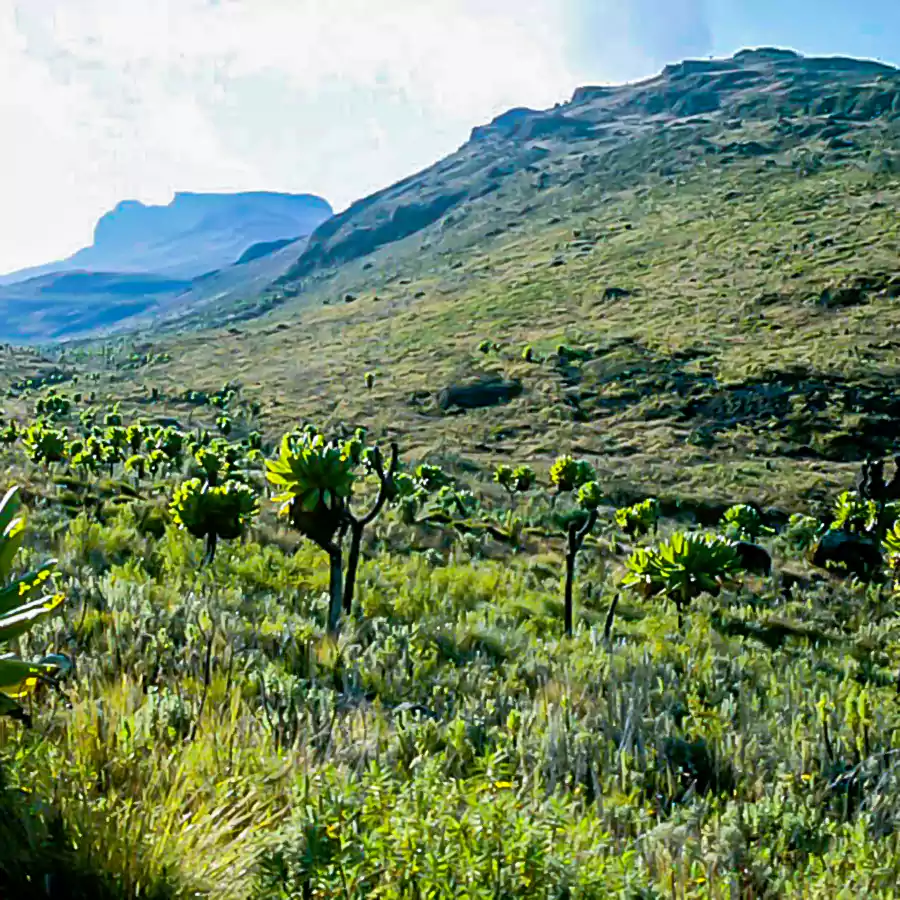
[
  {"x1": 831, "y1": 492, "x2": 879, "y2": 535},
  {"x1": 550, "y1": 455, "x2": 594, "y2": 493},
  {"x1": 126, "y1": 422, "x2": 147, "y2": 453},
  {"x1": 387, "y1": 472, "x2": 426, "y2": 524},
  {"x1": 124, "y1": 455, "x2": 147, "y2": 482},
  {"x1": 615, "y1": 498, "x2": 660, "y2": 537},
  {"x1": 170, "y1": 479, "x2": 259, "y2": 562},
  {"x1": 414, "y1": 464, "x2": 452, "y2": 492},
  {"x1": 783, "y1": 513, "x2": 824, "y2": 553},
  {"x1": 883, "y1": 522, "x2": 900, "y2": 583},
  {"x1": 432, "y1": 485, "x2": 477, "y2": 518},
  {"x1": 576, "y1": 481, "x2": 603, "y2": 511},
  {"x1": 494, "y1": 464, "x2": 536, "y2": 495},
  {"x1": 155, "y1": 428, "x2": 186, "y2": 462},
  {"x1": 71, "y1": 438, "x2": 107, "y2": 476},
  {"x1": 35, "y1": 393, "x2": 71, "y2": 419},
  {"x1": 266, "y1": 429, "x2": 398, "y2": 631},
  {"x1": 22, "y1": 424, "x2": 68, "y2": 466},
  {"x1": 104, "y1": 404, "x2": 123, "y2": 427},
  {"x1": 0, "y1": 422, "x2": 17, "y2": 446}
]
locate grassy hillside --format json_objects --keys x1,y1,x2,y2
[
  {"x1": 27, "y1": 49, "x2": 897, "y2": 513},
  {"x1": 2, "y1": 49, "x2": 900, "y2": 898},
  {"x1": 47, "y1": 152, "x2": 900, "y2": 514},
  {"x1": 2, "y1": 358, "x2": 900, "y2": 897}
]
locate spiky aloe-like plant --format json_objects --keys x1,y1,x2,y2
[
  {"x1": 721, "y1": 504, "x2": 774, "y2": 542},
  {"x1": 266, "y1": 429, "x2": 398, "y2": 632},
  {"x1": 170, "y1": 478, "x2": 258, "y2": 563},
  {"x1": 0, "y1": 487, "x2": 67, "y2": 723},
  {"x1": 624, "y1": 532, "x2": 742, "y2": 627},
  {"x1": 830, "y1": 492, "x2": 880, "y2": 536}
]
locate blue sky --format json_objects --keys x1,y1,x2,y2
[
  {"x1": 711, "y1": 1, "x2": 900, "y2": 64},
  {"x1": 0, "y1": 0, "x2": 898, "y2": 274}
]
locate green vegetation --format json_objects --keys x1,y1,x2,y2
[
  {"x1": 624, "y1": 531, "x2": 743, "y2": 625},
  {"x1": 493, "y1": 463, "x2": 536, "y2": 495},
  {"x1": 721, "y1": 503, "x2": 775, "y2": 542},
  {"x1": 170, "y1": 478, "x2": 258, "y2": 562},
  {"x1": 4, "y1": 47, "x2": 900, "y2": 898},
  {"x1": 0, "y1": 487, "x2": 66, "y2": 722},
  {"x1": 1, "y1": 391, "x2": 900, "y2": 895},
  {"x1": 266, "y1": 428, "x2": 399, "y2": 631},
  {"x1": 615, "y1": 498, "x2": 661, "y2": 538}
]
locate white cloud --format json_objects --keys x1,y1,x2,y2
[
  {"x1": 0, "y1": 0, "x2": 694, "y2": 273},
  {"x1": 0, "y1": 0, "x2": 263, "y2": 271}
]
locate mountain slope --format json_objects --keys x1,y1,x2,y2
[
  {"x1": 0, "y1": 236, "x2": 319, "y2": 343},
  {"x1": 5, "y1": 48, "x2": 900, "y2": 514},
  {"x1": 281, "y1": 48, "x2": 899, "y2": 284},
  {"x1": 0, "y1": 271, "x2": 192, "y2": 342}
]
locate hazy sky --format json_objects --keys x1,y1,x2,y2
[{"x1": 1, "y1": 0, "x2": 898, "y2": 273}]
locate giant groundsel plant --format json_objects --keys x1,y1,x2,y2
[{"x1": 267, "y1": 427, "x2": 398, "y2": 632}]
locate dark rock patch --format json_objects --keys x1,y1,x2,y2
[
  {"x1": 816, "y1": 273, "x2": 891, "y2": 309},
  {"x1": 812, "y1": 531, "x2": 882, "y2": 580},
  {"x1": 438, "y1": 378, "x2": 523, "y2": 411},
  {"x1": 735, "y1": 542, "x2": 773, "y2": 575}
]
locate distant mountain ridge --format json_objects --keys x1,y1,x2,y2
[
  {"x1": 0, "y1": 191, "x2": 332, "y2": 342},
  {"x1": 0, "y1": 191, "x2": 333, "y2": 285}
]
